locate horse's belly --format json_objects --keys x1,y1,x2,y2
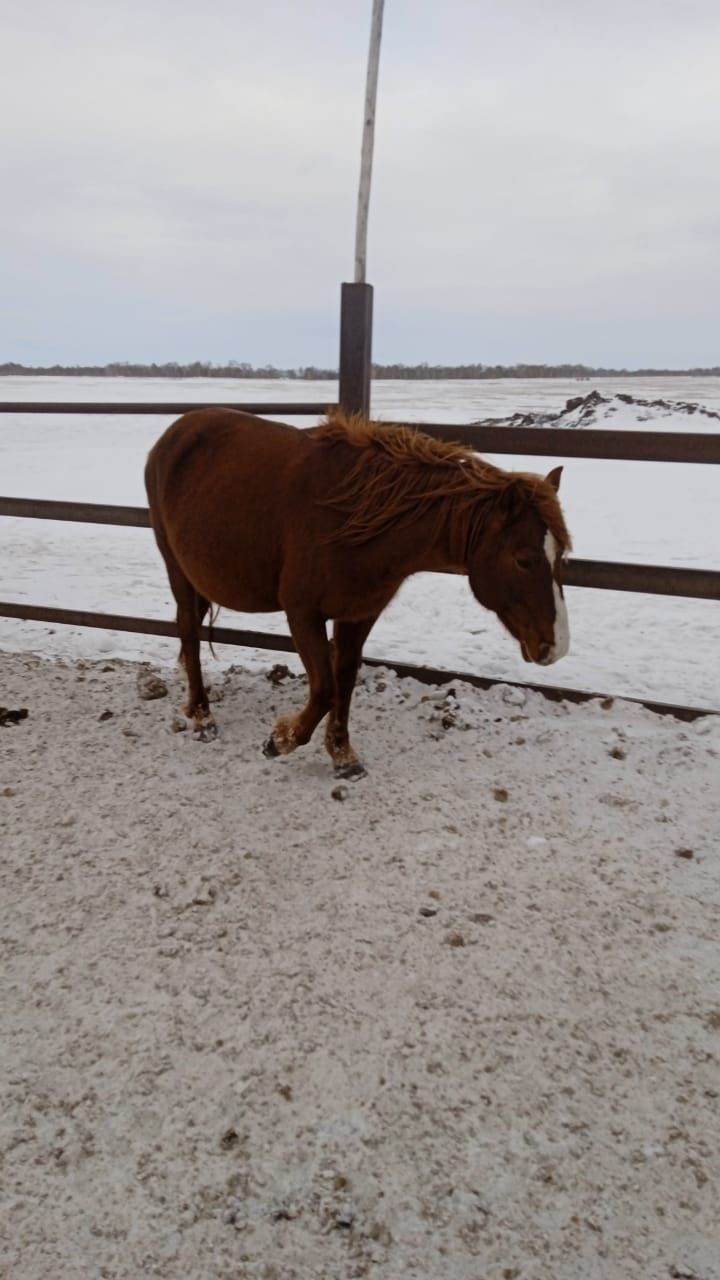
[
  {"x1": 172, "y1": 536, "x2": 282, "y2": 614},
  {"x1": 214, "y1": 583, "x2": 282, "y2": 613}
]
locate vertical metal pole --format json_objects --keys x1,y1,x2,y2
[
  {"x1": 339, "y1": 0, "x2": 384, "y2": 418},
  {"x1": 339, "y1": 282, "x2": 373, "y2": 417}
]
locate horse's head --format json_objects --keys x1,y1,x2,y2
[{"x1": 467, "y1": 466, "x2": 570, "y2": 666}]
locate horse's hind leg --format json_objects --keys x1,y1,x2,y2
[
  {"x1": 177, "y1": 587, "x2": 217, "y2": 741},
  {"x1": 154, "y1": 531, "x2": 216, "y2": 739},
  {"x1": 324, "y1": 616, "x2": 377, "y2": 779}
]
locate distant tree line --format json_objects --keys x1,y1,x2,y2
[
  {"x1": 1, "y1": 359, "x2": 718, "y2": 380},
  {"x1": 372, "y1": 362, "x2": 720, "y2": 379}
]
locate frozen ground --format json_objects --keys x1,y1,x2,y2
[
  {"x1": 0, "y1": 375, "x2": 718, "y2": 709},
  {"x1": 2, "y1": 651, "x2": 719, "y2": 1280}
]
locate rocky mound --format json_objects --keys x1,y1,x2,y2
[{"x1": 474, "y1": 390, "x2": 720, "y2": 430}]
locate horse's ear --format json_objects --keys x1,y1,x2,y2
[{"x1": 545, "y1": 466, "x2": 563, "y2": 492}]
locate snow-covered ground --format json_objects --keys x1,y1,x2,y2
[
  {"x1": 1, "y1": 376, "x2": 718, "y2": 708},
  {"x1": 2, "y1": 373, "x2": 712, "y2": 1274},
  {"x1": 2, "y1": 384, "x2": 718, "y2": 1277},
  {"x1": 2, "y1": 651, "x2": 719, "y2": 1280}
]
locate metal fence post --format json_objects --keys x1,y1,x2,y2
[{"x1": 339, "y1": 281, "x2": 373, "y2": 417}]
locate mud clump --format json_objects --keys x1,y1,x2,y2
[
  {"x1": 136, "y1": 670, "x2": 168, "y2": 701},
  {"x1": 0, "y1": 707, "x2": 28, "y2": 726},
  {"x1": 266, "y1": 664, "x2": 295, "y2": 685}
]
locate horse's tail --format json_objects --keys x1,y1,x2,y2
[{"x1": 206, "y1": 603, "x2": 220, "y2": 660}]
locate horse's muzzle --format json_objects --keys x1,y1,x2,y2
[{"x1": 520, "y1": 639, "x2": 556, "y2": 665}]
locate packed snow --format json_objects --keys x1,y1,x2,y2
[
  {"x1": 2, "y1": 381, "x2": 718, "y2": 1277},
  {"x1": 2, "y1": 651, "x2": 719, "y2": 1279},
  {"x1": 1, "y1": 375, "x2": 718, "y2": 708}
]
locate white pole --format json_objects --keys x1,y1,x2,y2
[{"x1": 354, "y1": 0, "x2": 385, "y2": 284}]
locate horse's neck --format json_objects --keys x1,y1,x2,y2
[{"x1": 394, "y1": 496, "x2": 474, "y2": 577}]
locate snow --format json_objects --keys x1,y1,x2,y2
[
  {"x1": 2, "y1": 651, "x2": 719, "y2": 1279},
  {"x1": 1, "y1": 374, "x2": 719, "y2": 708},
  {"x1": 2, "y1": 380, "x2": 718, "y2": 1276}
]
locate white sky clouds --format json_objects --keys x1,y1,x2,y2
[{"x1": 2, "y1": 0, "x2": 719, "y2": 366}]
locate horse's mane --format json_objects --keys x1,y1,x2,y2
[{"x1": 315, "y1": 411, "x2": 572, "y2": 550}]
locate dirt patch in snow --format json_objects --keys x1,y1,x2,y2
[{"x1": 1, "y1": 652, "x2": 719, "y2": 1279}]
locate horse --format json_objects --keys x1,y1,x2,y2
[{"x1": 145, "y1": 408, "x2": 571, "y2": 778}]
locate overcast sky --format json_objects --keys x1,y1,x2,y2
[{"x1": 2, "y1": 0, "x2": 719, "y2": 367}]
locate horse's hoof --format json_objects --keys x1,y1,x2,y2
[
  {"x1": 262, "y1": 735, "x2": 280, "y2": 758},
  {"x1": 334, "y1": 761, "x2": 367, "y2": 781},
  {"x1": 193, "y1": 722, "x2": 218, "y2": 743}
]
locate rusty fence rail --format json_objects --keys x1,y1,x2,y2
[
  {"x1": 0, "y1": 401, "x2": 332, "y2": 416},
  {"x1": 421, "y1": 422, "x2": 720, "y2": 465},
  {"x1": 1, "y1": 495, "x2": 718, "y2": 601},
  {"x1": 1, "y1": 402, "x2": 718, "y2": 716},
  {"x1": 0, "y1": 599, "x2": 711, "y2": 722},
  {"x1": 1, "y1": 399, "x2": 720, "y2": 464}
]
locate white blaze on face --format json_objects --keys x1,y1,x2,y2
[{"x1": 543, "y1": 530, "x2": 570, "y2": 661}]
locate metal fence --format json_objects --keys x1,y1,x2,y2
[
  {"x1": 2, "y1": 285, "x2": 719, "y2": 716},
  {"x1": 1, "y1": 399, "x2": 719, "y2": 719}
]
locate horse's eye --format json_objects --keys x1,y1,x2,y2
[{"x1": 515, "y1": 554, "x2": 534, "y2": 572}]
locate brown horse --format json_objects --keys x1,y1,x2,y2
[{"x1": 145, "y1": 408, "x2": 571, "y2": 777}]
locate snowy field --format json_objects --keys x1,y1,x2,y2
[
  {"x1": 2, "y1": 651, "x2": 719, "y2": 1280},
  {"x1": 1, "y1": 375, "x2": 718, "y2": 709},
  {"x1": 2, "y1": 384, "x2": 719, "y2": 1277}
]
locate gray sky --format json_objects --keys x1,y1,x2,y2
[{"x1": 2, "y1": 0, "x2": 719, "y2": 367}]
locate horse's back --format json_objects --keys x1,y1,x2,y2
[{"x1": 148, "y1": 408, "x2": 300, "y2": 494}]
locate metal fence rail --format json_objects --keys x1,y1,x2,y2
[
  {"x1": 420, "y1": 422, "x2": 720, "y2": 465},
  {"x1": 2, "y1": 400, "x2": 718, "y2": 716},
  {"x1": 1, "y1": 495, "x2": 718, "y2": 600},
  {"x1": 0, "y1": 401, "x2": 333, "y2": 416},
  {"x1": 0, "y1": 601, "x2": 712, "y2": 722},
  {"x1": 1, "y1": 400, "x2": 719, "y2": 463}
]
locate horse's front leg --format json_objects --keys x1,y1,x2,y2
[
  {"x1": 263, "y1": 609, "x2": 333, "y2": 759},
  {"x1": 324, "y1": 616, "x2": 378, "y2": 779}
]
